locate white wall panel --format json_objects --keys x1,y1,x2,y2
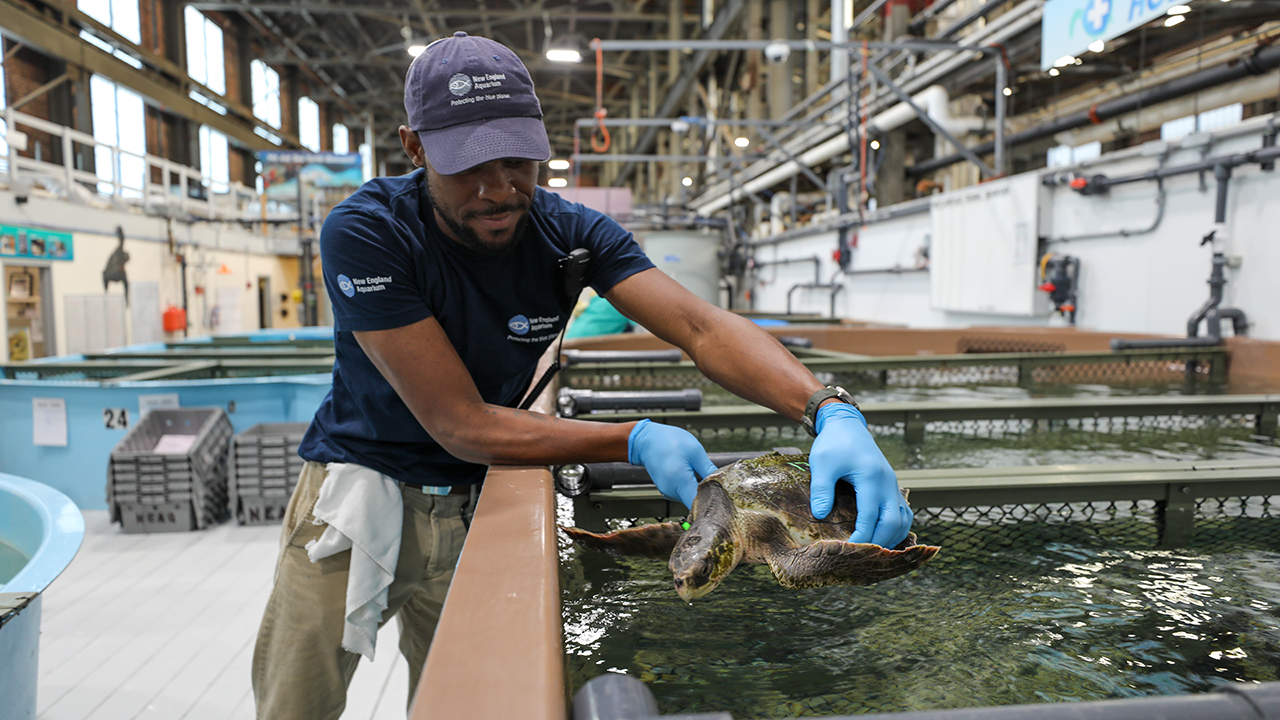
[
  {"x1": 929, "y1": 174, "x2": 1039, "y2": 316},
  {"x1": 746, "y1": 118, "x2": 1280, "y2": 341}
]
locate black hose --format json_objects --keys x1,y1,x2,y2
[{"x1": 907, "y1": 44, "x2": 1280, "y2": 178}]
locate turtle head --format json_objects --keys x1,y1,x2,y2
[{"x1": 669, "y1": 481, "x2": 740, "y2": 602}]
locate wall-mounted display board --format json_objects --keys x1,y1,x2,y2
[{"x1": 0, "y1": 225, "x2": 74, "y2": 261}]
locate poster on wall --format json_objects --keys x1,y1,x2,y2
[
  {"x1": 0, "y1": 224, "x2": 74, "y2": 261},
  {"x1": 257, "y1": 151, "x2": 363, "y2": 201}
]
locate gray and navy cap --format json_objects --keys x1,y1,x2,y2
[{"x1": 405, "y1": 31, "x2": 551, "y2": 175}]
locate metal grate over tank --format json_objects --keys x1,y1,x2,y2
[{"x1": 560, "y1": 347, "x2": 1229, "y2": 392}]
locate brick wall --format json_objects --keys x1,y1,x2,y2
[{"x1": 4, "y1": 40, "x2": 59, "y2": 163}]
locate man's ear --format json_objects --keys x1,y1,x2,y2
[{"x1": 399, "y1": 126, "x2": 425, "y2": 168}]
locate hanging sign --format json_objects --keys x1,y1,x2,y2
[
  {"x1": 257, "y1": 151, "x2": 363, "y2": 200},
  {"x1": 1041, "y1": 0, "x2": 1186, "y2": 71},
  {"x1": 0, "y1": 224, "x2": 74, "y2": 260}
]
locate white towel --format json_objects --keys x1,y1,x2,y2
[{"x1": 305, "y1": 462, "x2": 403, "y2": 660}]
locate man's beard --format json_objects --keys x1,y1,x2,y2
[{"x1": 423, "y1": 177, "x2": 530, "y2": 259}]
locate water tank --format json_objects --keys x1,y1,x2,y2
[{"x1": 636, "y1": 230, "x2": 721, "y2": 307}]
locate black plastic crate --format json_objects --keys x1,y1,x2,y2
[
  {"x1": 107, "y1": 407, "x2": 233, "y2": 532},
  {"x1": 229, "y1": 422, "x2": 308, "y2": 525}
]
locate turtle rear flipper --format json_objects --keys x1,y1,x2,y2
[
  {"x1": 766, "y1": 540, "x2": 940, "y2": 589},
  {"x1": 560, "y1": 523, "x2": 684, "y2": 560}
]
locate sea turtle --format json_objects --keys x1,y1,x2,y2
[{"x1": 562, "y1": 452, "x2": 941, "y2": 601}]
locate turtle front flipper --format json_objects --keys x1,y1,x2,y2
[
  {"x1": 560, "y1": 523, "x2": 685, "y2": 560},
  {"x1": 765, "y1": 539, "x2": 940, "y2": 589}
]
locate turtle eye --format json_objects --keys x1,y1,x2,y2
[{"x1": 683, "y1": 535, "x2": 702, "y2": 547}]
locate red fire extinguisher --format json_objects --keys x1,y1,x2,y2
[{"x1": 163, "y1": 306, "x2": 187, "y2": 333}]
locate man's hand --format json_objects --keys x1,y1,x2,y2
[
  {"x1": 628, "y1": 420, "x2": 717, "y2": 509},
  {"x1": 809, "y1": 403, "x2": 912, "y2": 547}
]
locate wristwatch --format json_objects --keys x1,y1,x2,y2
[{"x1": 801, "y1": 386, "x2": 857, "y2": 437}]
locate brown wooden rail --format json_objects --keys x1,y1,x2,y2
[{"x1": 409, "y1": 464, "x2": 566, "y2": 720}]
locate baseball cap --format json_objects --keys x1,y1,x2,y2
[{"x1": 405, "y1": 31, "x2": 551, "y2": 175}]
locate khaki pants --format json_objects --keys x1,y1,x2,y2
[{"x1": 252, "y1": 461, "x2": 473, "y2": 720}]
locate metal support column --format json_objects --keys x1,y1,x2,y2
[
  {"x1": 863, "y1": 60, "x2": 997, "y2": 177},
  {"x1": 1157, "y1": 484, "x2": 1196, "y2": 549}
]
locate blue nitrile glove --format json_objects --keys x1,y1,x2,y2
[
  {"x1": 809, "y1": 403, "x2": 913, "y2": 547},
  {"x1": 628, "y1": 419, "x2": 718, "y2": 509}
]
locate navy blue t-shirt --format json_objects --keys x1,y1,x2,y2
[{"x1": 297, "y1": 170, "x2": 654, "y2": 486}]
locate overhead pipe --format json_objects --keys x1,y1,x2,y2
[
  {"x1": 935, "y1": 0, "x2": 1020, "y2": 39},
  {"x1": 695, "y1": 85, "x2": 959, "y2": 215},
  {"x1": 1059, "y1": 69, "x2": 1280, "y2": 147},
  {"x1": 907, "y1": 0, "x2": 964, "y2": 35},
  {"x1": 908, "y1": 43, "x2": 1280, "y2": 178},
  {"x1": 689, "y1": 0, "x2": 1043, "y2": 208},
  {"x1": 610, "y1": 0, "x2": 745, "y2": 187}
]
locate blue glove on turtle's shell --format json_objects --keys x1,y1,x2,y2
[
  {"x1": 628, "y1": 419, "x2": 718, "y2": 509},
  {"x1": 808, "y1": 403, "x2": 913, "y2": 547}
]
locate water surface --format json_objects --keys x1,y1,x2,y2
[{"x1": 562, "y1": 518, "x2": 1280, "y2": 717}]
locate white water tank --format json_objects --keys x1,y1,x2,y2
[{"x1": 637, "y1": 230, "x2": 721, "y2": 307}]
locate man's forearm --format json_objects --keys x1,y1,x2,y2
[{"x1": 682, "y1": 310, "x2": 825, "y2": 422}]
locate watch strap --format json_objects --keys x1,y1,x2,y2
[{"x1": 801, "y1": 386, "x2": 856, "y2": 437}]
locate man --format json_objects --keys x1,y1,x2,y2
[{"x1": 252, "y1": 31, "x2": 912, "y2": 719}]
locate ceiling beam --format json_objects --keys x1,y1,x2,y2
[
  {"x1": 187, "y1": 3, "x2": 675, "y2": 23},
  {"x1": 614, "y1": 0, "x2": 745, "y2": 186},
  {"x1": 0, "y1": 0, "x2": 289, "y2": 151}
]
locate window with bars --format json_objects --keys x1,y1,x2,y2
[
  {"x1": 1161, "y1": 103, "x2": 1244, "y2": 141},
  {"x1": 251, "y1": 59, "x2": 282, "y2": 144},
  {"x1": 333, "y1": 123, "x2": 349, "y2": 154},
  {"x1": 185, "y1": 7, "x2": 225, "y2": 96},
  {"x1": 78, "y1": 0, "x2": 142, "y2": 69},
  {"x1": 89, "y1": 74, "x2": 146, "y2": 198},
  {"x1": 198, "y1": 126, "x2": 230, "y2": 189},
  {"x1": 298, "y1": 97, "x2": 320, "y2": 152}
]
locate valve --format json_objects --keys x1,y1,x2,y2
[{"x1": 1038, "y1": 253, "x2": 1080, "y2": 324}]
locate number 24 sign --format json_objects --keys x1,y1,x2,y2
[{"x1": 104, "y1": 408, "x2": 129, "y2": 430}]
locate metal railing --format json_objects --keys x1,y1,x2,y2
[
  {"x1": 2, "y1": 106, "x2": 274, "y2": 222},
  {"x1": 563, "y1": 394, "x2": 1280, "y2": 443},
  {"x1": 561, "y1": 347, "x2": 1231, "y2": 391}
]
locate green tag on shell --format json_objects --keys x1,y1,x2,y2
[{"x1": 681, "y1": 521, "x2": 690, "y2": 531}]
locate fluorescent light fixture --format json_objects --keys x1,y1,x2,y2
[
  {"x1": 734, "y1": 136, "x2": 750, "y2": 148},
  {"x1": 1164, "y1": 14, "x2": 1186, "y2": 26},
  {"x1": 407, "y1": 45, "x2": 427, "y2": 57},
  {"x1": 1088, "y1": 40, "x2": 1105, "y2": 53},
  {"x1": 546, "y1": 49, "x2": 582, "y2": 63},
  {"x1": 681, "y1": 176, "x2": 693, "y2": 187},
  {"x1": 1053, "y1": 55, "x2": 1077, "y2": 68},
  {"x1": 547, "y1": 177, "x2": 568, "y2": 188},
  {"x1": 1167, "y1": 4, "x2": 1192, "y2": 13},
  {"x1": 548, "y1": 159, "x2": 571, "y2": 170}
]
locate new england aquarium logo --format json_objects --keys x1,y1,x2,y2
[
  {"x1": 449, "y1": 73, "x2": 473, "y2": 97},
  {"x1": 507, "y1": 315, "x2": 530, "y2": 336},
  {"x1": 337, "y1": 274, "x2": 355, "y2": 297},
  {"x1": 1082, "y1": 0, "x2": 1111, "y2": 36}
]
